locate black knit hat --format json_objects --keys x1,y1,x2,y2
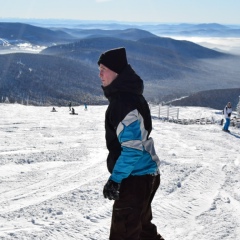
[{"x1": 98, "y1": 47, "x2": 128, "y2": 74}]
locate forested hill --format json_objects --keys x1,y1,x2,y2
[
  {"x1": 169, "y1": 88, "x2": 240, "y2": 110},
  {"x1": 0, "y1": 22, "x2": 74, "y2": 45},
  {"x1": 0, "y1": 53, "x2": 103, "y2": 106}
]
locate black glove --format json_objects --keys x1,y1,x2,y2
[
  {"x1": 228, "y1": 113, "x2": 231, "y2": 117},
  {"x1": 103, "y1": 179, "x2": 120, "y2": 200}
]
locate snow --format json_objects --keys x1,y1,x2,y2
[
  {"x1": 0, "y1": 103, "x2": 240, "y2": 240},
  {"x1": 0, "y1": 41, "x2": 46, "y2": 55}
]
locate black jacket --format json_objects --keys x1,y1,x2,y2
[{"x1": 102, "y1": 64, "x2": 159, "y2": 182}]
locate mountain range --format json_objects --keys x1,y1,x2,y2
[
  {"x1": 142, "y1": 23, "x2": 240, "y2": 37},
  {"x1": 0, "y1": 22, "x2": 240, "y2": 108}
]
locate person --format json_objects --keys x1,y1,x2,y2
[
  {"x1": 84, "y1": 103, "x2": 88, "y2": 111},
  {"x1": 223, "y1": 102, "x2": 232, "y2": 132},
  {"x1": 68, "y1": 101, "x2": 72, "y2": 111},
  {"x1": 70, "y1": 107, "x2": 78, "y2": 115},
  {"x1": 51, "y1": 107, "x2": 57, "y2": 112},
  {"x1": 98, "y1": 47, "x2": 164, "y2": 240}
]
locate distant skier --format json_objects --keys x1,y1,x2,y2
[
  {"x1": 222, "y1": 102, "x2": 232, "y2": 133},
  {"x1": 84, "y1": 103, "x2": 88, "y2": 111}
]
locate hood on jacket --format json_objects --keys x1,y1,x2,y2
[{"x1": 102, "y1": 64, "x2": 144, "y2": 99}]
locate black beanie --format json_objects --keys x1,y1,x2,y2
[{"x1": 98, "y1": 47, "x2": 128, "y2": 74}]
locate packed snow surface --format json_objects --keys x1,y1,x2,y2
[{"x1": 0, "y1": 104, "x2": 239, "y2": 240}]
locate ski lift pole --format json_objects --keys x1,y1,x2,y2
[{"x1": 237, "y1": 95, "x2": 240, "y2": 118}]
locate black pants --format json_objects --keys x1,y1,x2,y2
[{"x1": 109, "y1": 174, "x2": 164, "y2": 240}]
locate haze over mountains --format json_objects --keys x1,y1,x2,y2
[{"x1": 0, "y1": 21, "x2": 240, "y2": 109}]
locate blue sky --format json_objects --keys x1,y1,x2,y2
[{"x1": 0, "y1": 0, "x2": 239, "y2": 24}]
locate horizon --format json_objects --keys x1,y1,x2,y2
[{"x1": 1, "y1": 18, "x2": 240, "y2": 27}]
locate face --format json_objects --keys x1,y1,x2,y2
[{"x1": 98, "y1": 64, "x2": 118, "y2": 87}]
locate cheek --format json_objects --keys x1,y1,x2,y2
[
  {"x1": 106, "y1": 73, "x2": 114, "y2": 82},
  {"x1": 109, "y1": 72, "x2": 117, "y2": 82}
]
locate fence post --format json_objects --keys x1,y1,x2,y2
[
  {"x1": 237, "y1": 96, "x2": 240, "y2": 118},
  {"x1": 158, "y1": 104, "x2": 160, "y2": 118}
]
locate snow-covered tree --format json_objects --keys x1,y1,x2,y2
[{"x1": 4, "y1": 97, "x2": 10, "y2": 103}]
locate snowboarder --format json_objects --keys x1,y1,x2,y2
[
  {"x1": 70, "y1": 108, "x2": 78, "y2": 115},
  {"x1": 51, "y1": 107, "x2": 57, "y2": 112}
]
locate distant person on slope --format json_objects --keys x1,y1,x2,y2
[
  {"x1": 98, "y1": 47, "x2": 164, "y2": 240},
  {"x1": 223, "y1": 102, "x2": 232, "y2": 133},
  {"x1": 51, "y1": 107, "x2": 57, "y2": 112}
]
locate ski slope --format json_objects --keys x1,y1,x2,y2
[{"x1": 0, "y1": 104, "x2": 239, "y2": 240}]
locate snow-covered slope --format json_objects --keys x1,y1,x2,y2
[{"x1": 0, "y1": 104, "x2": 239, "y2": 240}]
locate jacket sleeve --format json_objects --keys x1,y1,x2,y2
[
  {"x1": 224, "y1": 107, "x2": 227, "y2": 116},
  {"x1": 109, "y1": 109, "x2": 144, "y2": 183}
]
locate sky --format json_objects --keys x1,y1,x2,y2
[
  {"x1": 0, "y1": 104, "x2": 240, "y2": 239},
  {"x1": 0, "y1": 0, "x2": 240, "y2": 24}
]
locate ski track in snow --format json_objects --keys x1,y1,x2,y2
[
  {"x1": 0, "y1": 104, "x2": 240, "y2": 240},
  {"x1": 152, "y1": 120, "x2": 240, "y2": 240}
]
